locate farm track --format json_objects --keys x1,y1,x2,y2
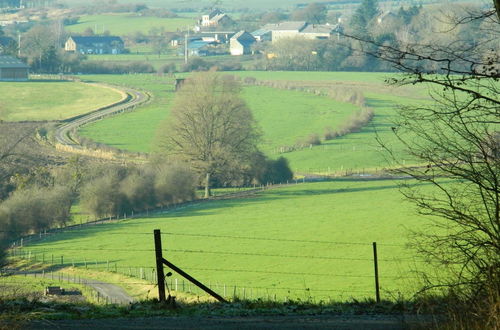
[{"x1": 54, "y1": 84, "x2": 150, "y2": 152}]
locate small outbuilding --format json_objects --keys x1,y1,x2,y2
[{"x1": 0, "y1": 55, "x2": 29, "y2": 81}]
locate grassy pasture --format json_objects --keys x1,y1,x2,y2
[
  {"x1": 65, "y1": 14, "x2": 195, "y2": 35},
  {"x1": 79, "y1": 74, "x2": 175, "y2": 153},
  {"x1": 78, "y1": 72, "x2": 425, "y2": 172},
  {"x1": 21, "y1": 180, "x2": 434, "y2": 301},
  {"x1": 0, "y1": 81, "x2": 123, "y2": 122}
]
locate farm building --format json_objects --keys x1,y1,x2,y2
[
  {"x1": 178, "y1": 39, "x2": 216, "y2": 56},
  {"x1": 263, "y1": 22, "x2": 339, "y2": 43},
  {"x1": 300, "y1": 24, "x2": 338, "y2": 40},
  {"x1": 266, "y1": 21, "x2": 307, "y2": 43},
  {"x1": 230, "y1": 31, "x2": 256, "y2": 55},
  {"x1": 0, "y1": 55, "x2": 29, "y2": 81},
  {"x1": 251, "y1": 29, "x2": 272, "y2": 42},
  {"x1": 65, "y1": 36, "x2": 124, "y2": 55}
]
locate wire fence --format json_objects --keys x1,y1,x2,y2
[{"x1": 5, "y1": 229, "x2": 428, "y2": 303}]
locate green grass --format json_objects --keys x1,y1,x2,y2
[
  {"x1": 0, "y1": 81, "x2": 123, "y2": 122},
  {"x1": 78, "y1": 72, "x2": 425, "y2": 172},
  {"x1": 79, "y1": 74, "x2": 175, "y2": 153},
  {"x1": 21, "y1": 180, "x2": 433, "y2": 301},
  {"x1": 65, "y1": 14, "x2": 196, "y2": 35}
]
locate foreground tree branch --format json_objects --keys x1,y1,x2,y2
[{"x1": 345, "y1": 2, "x2": 499, "y2": 325}]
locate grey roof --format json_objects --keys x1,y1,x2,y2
[
  {"x1": 0, "y1": 55, "x2": 29, "y2": 68},
  {"x1": 231, "y1": 31, "x2": 255, "y2": 41},
  {"x1": 301, "y1": 24, "x2": 337, "y2": 34},
  {"x1": 211, "y1": 13, "x2": 231, "y2": 23},
  {"x1": 251, "y1": 29, "x2": 271, "y2": 36},
  {"x1": 267, "y1": 21, "x2": 307, "y2": 31},
  {"x1": 209, "y1": 9, "x2": 223, "y2": 19},
  {"x1": 70, "y1": 36, "x2": 123, "y2": 46}
]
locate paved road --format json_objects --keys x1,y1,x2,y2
[
  {"x1": 27, "y1": 314, "x2": 435, "y2": 329},
  {"x1": 17, "y1": 271, "x2": 135, "y2": 305},
  {"x1": 54, "y1": 84, "x2": 150, "y2": 150},
  {"x1": 80, "y1": 277, "x2": 135, "y2": 305}
]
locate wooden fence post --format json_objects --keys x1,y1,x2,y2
[
  {"x1": 154, "y1": 229, "x2": 166, "y2": 302},
  {"x1": 373, "y1": 242, "x2": 381, "y2": 303}
]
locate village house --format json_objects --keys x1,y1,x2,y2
[
  {"x1": 0, "y1": 55, "x2": 29, "y2": 81},
  {"x1": 64, "y1": 36, "x2": 124, "y2": 55},
  {"x1": 196, "y1": 9, "x2": 235, "y2": 31},
  {"x1": 229, "y1": 31, "x2": 256, "y2": 56},
  {"x1": 256, "y1": 22, "x2": 339, "y2": 43},
  {"x1": 194, "y1": 9, "x2": 236, "y2": 32}
]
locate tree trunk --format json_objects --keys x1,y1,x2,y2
[
  {"x1": 495, "y1": 0, "x2": 500, "y2": 20},
  {"x1": 204, "y1": 172, "x2": 211, "y2": 198}
]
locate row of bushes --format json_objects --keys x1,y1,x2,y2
[
  {"x1": 80, "y1": 163, "x2": 196, "y2": 219},
  {"x1": 240, "y1": 77, "x2": 367, "y2": 107},
  {"x1": 76, "y1": 61, "x2": 156, "y2": 74},
  {"x1": 324, "y1": 108, "x2": 375, "y2": 140},
  {"x1": 71, "y1": 58, "x2": 244, "y2": 75}
]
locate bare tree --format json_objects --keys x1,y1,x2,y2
[
  {"x1": 156, "y1": 73, "x2": 260, "y2": 197},
  {"x1": 345, "y1": 1, "x2": 499, "y2": 326}
]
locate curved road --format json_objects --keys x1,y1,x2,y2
[{"x1": 55, "y1": 84, "x2": 150, "y2": 150}]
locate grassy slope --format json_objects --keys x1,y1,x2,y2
[
  {"x1": 22, "y1": 180, "x2": 432, "y2": 301},
  {"x1": 0, "y1": 81, "x2": 123, "y2": 122},
  {"x1": 79, "y1": 74, "x2": 174, "y2": 153},
  {"x1": 79, "y1": 72, "x2": 425, "y2": 171},
  {"x1": 65, "y1": 14, "x2": 195, "y2": 35}
]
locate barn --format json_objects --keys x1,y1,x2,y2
[{"x1": 0, "y1": 55, "x2": 29, "y2": 81}]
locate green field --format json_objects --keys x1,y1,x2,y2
[
  {"x1": 79, "y1": 74, "x2": 175, "y2": 152},
  {"x1": 21, "y1": 179, "x2": 434, "y2": 301},
  {"x1": 0, "y1": 81, "x2": 123, "y2": 122},
  {"x1": 79, "y1": 72, "x2": 426, "y2": 172},
  {"x1": 65, "y1": 14, "x2": 195, "y2": 35}
]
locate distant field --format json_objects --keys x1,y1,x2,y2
[
  {"x1": 65, "y1": 14, "x2": 195, "y2": 35},
  {"x1": 61, "y1": 0, "x2": 460, "y2": 10},
  {"x1": 21, "y1": 179, "x2": 434, "y2": 301},
  {"x1": 0, "y1": 81, "x2": 123, "y2": 122},
  {"x1": 79, "y1": 72, "x2": 426, "y2": 172}
]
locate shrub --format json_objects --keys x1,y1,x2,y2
[
  {"x1": 304, "y1": 133, "x2": 321, "y2": 146},
  {"x1": 154, "y1": 163, "x2": 196, "y2": 206},
  {"x1": 158, "y1": 63, "x2": 177, "y2": 74}
]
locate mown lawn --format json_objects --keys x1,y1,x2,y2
[
  {"x1": 21, "y1": 180, "x2": 433, "y2": 302},
  {"x1": 0, "y1": 81, "x2": 123, "y2": 122}
]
